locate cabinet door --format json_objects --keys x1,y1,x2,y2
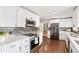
[
  {"x1": 70, "y1": 42, "x2": 78, "y2": 53},
  {"x1": 59, "y1": 31, "x2": 66, "y2": 40},
  {"x1": 0, "y1": 6, "x2": 16, "y2": 27},
  {"x1": 21, "y1": 37, "x2": 30, "y2": 53},
  {"x1": 35, "y1": 16, "x2": 40, "y2": 27},
  {"x1": 0, "y1": 47, "x2": 1, "y2": 53},
  {"x1": 32, "y1": 14, "x2": 40, "y2": 27},
  {"x1": 2, "y1": 41, "x2": 21, "y2": 53},
  {"x1": 72, "y1": 8, "x2": 78, "y2": 27},
  {"x1": 59, "y1": 18, "x2": 72, "y2": 27},
  {"x1": 17, "y1": 7, "x2": 27, "y2": 27}
]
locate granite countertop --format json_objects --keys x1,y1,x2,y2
[
  {"x1": 64, "y1": 31, "x2": 79, "y2": 52},
  {"x1": 0, "y1": 34, "x2": 30, "y2": 46}
]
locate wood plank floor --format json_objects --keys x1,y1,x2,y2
[{"x1": 32, "y1": 37, "x2": 68, "y2": 53}]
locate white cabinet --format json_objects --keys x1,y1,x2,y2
[
  {"x1": 48, "y1": 18, "x2": 72, "y2": 27},
  {"x1": 0, "y1": 6, "x2": 17, "y2": 27},
  {"x1": 59, "y1": 18, "x2": 73, "y2": 27},
  {"x1": 59, "y1": 31, "x2": 69, "y2": 50},
  {"x1": 0, "y1": 47, "x2": 1, "y2": 53},
  {"x1": 17, "y1": 7, "x2": 40, "y2": 27},
  {"x1": 0, "y1": 36, "x2": 30, "y2": 53},
  {"x1": 48, "y1": 19, "x2": 59, "y2": 27},
  {"x1": 38, "y1": 32, "x2": 43, "y2": 45},
  {"x1": 70, "y1": 41, "x2": 78, "y2": 53},
  {"x1": 17, "y1": 7, "x2": 27, "y2": 27},
  {"x1": 36, "y1": 16, "x2": 40, "y2": 27},
  {"x1": 72, "y1": 7, "x2": 79, "y2": 27},
  {"x1": 33, "y1": 15, "x2": 40, "y2": 27},
  {"x1": 59, "y1": 31, "x2": 67, "y2": 40},
  {"x1": 47, "y1": 31, "x2": 50, "y2": 38},
  {"x1": 21, "y1": 37, "x2": 30, "y2": 53},
  {"x1": 72, "y1": 7, "x2": 78, "y2": 27},
  {"x1": 2, "y1": 41, "x2": 21, "y2": 53}
]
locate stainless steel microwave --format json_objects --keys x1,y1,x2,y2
[{"x1": 26, "y1": 19, "x2": 35, "y2": 27}]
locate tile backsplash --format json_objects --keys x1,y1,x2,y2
[
  {"x1": 0, "y1": 27, "x2": 39, "y2": 34},
  {"x1": 0, "y1": 27, "x2": 16, "y2": 32}
]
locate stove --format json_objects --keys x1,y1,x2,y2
[{"x1": 23, "y1": 33, "x2": 37, "y2": 36}]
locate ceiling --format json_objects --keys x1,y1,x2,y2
[{"x1": 23, "y1": 6, "x2": 75, "y2": 21}]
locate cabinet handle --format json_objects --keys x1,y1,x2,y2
[{"x1": 10, "y1": 45, "x2": 16, "y2": 47}]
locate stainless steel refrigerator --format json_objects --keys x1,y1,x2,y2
[{"x1": 50, "y1": 23, "x2": 59, "y2": 40}]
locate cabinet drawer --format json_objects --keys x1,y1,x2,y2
[
  {"x1": 23, "y1": 49, "x2": 30, "y2": 53},
  {"x1": 21, "y1": 37, "x2": 30, "y2": 44},
  {"x1": 22, "y1": 39, "x2": 29, "y2": 43},
  {"x1": 21, "y1": 44, "x2": 30, "y2": 49}
]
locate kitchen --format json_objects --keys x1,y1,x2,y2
[{"x1": 0, "y1": 6, "x2": 79, "y2": 53}]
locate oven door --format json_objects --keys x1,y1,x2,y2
[{"x1": 31, "y1": 36, "x2": 39, "y2": 50}]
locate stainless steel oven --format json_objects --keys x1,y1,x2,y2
[
  {"x1": 30, "y1": 35, "x2": 39, "y2": 50},
  {"x1": 26, "y1": 19, "x2": 35, "y2": 27}
]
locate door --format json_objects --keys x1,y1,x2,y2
[
  {"x1": 43, "y1": 23, "x2": 48, "y2": 37},
  {"x1": 50, "y1": 23, "x2": 59, "y2": 40}
]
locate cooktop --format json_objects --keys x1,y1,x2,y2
[{"x1": 23, "y1": 33, "x2": 37, "y2": 36}]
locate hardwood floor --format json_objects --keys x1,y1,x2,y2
[{"x1": 32, "y1": 36, "x2": 68, "y2": 53}]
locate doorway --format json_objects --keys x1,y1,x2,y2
[{"x1": 43, "y1": 22, "x2": 48, "y2": 37}]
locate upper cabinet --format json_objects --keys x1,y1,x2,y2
[
  {"x1": 48, "y1": 18, "x2": 73, "y2": 28},
  {"x1": 0, "y1": 6, "x2": 17, "y2": 27},
  {"x1": 32, "y1": 14, "x2": 40, "y2": 27},
  {"x1": 72, "y1": 7, "x2": 79, "y2": 27},
  {"x1": 59, "y1": 18, "x2": 73, "y2": 27},
  {"x1": 17, "y1": 7, "x2": 27, "y2": 27},
  {"x1": 0, "y1": 6, "x2": 40, "y2": 27},
  {"x1": 17, "y1": 7, "x2": 40, "y2": 27}
]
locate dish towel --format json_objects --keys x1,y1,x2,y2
[{"x1": 35, "y1": 38, "x2": 38, "y2": 44}]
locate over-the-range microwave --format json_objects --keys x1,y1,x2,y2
[{"x1": 26, "y1": 19, "x2": 35, "y2": 27}]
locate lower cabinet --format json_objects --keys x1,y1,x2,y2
[
  {"x1": 1, "y1": 36, "x2": 30, "y2": 53},
  {"x1": 70, "y1": 42, "x2": 78, "y2": 53},
  {"x1": 0, "y1": 47, "x2": 1, "y2": 53},
  {"x1": 59, "y1": 31, "x2": 70, "y2": 52},
  {"x1": 21, "y1": 37, "x2": 30, "y2": 53},
  {"x1": 59, "y1": 31, "x2": 67, "y2": 40},
  {"x1": 2, "y1": 41, "x2": 21, "y2": 53}
]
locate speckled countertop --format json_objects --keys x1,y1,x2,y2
[
  {"x1": 0, "y1": 34, "x2": 30, "y2": 46},
  {"x1": 64, "y1": 31, "x2": 79, "y2": 52}
]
